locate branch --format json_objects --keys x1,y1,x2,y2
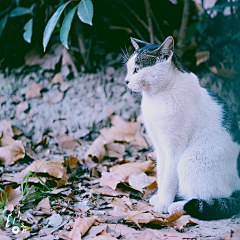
[
  {"x1": 105, "y1": 0, "x2": 146, "y2": 41},
  {"x1": 144, "y1": 0, "x2": 154, "y2": 43},
  {"x1": 149, "y1": 7, "x2": 165, "y2": 42},
  {"x1": 121, "y1": 0, "x2": 161, "y2": 43},
  {"x1": 176, "y1": 0, "x2": 190, "y2": 57}
]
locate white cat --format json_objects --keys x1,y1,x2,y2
[{"x1": 125, "y1": 36, "x2": 240, "y2": 220}]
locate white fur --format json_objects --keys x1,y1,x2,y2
[{"x1": 126, "y1": 53, "x2": 240, "y2": 214}]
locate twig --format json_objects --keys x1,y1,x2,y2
[
  {"x1": 149, "y1": 7, "x2": 165, "y2": 42},
  {"x1": 122, "y1": 0, "x2": 161, "y2": 43},
  {"x1": 176, "y1": 0, "x2": 190, "y2": 57},
  {"x1": 144, "y1": 0, "x2": 154, "y2": 43},
  {"x1": 74, "y1": 20, "x2": 92, "y2": 71},
  {"x1": 105, "y1": 0, "x2": 146, "y2": 41}
]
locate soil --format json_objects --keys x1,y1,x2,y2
[{"x1": 0, "y1": 44, "x2": 240, "y2": 239}]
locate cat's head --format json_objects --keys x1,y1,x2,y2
[{"x1": 125, "y1": 36, "x2": 187, "y2": 94}]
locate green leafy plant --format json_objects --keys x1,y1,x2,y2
[
  {"x1": 0, "y1": 3, "x2": 35, "y2": 43},
  {"x1": 0, "y1": 188, "x2": 8, "y2": 209},
  {"x1": 21, "y1": 171, "x2": 51, "y2": 202},
  {"x1": 43, "y1": 0, "x2": 94, "y2": 51}
]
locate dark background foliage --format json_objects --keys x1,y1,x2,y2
[{"x1": 0, "y1": 0, "x2": 239, "y2": 78}]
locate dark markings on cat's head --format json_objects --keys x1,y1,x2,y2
[{"x1": 130, "y1": 36, "x2": 189, "y2": 73}]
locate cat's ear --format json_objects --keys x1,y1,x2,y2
[
  {"x1": 150, "y1": 36, "x2": 174, "y2": 57},
  {"x1": 130, "y1": 37, "x2": 149, "y2": 50}
]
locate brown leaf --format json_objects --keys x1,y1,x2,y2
[
  {"x1": 105, "y1": 142, "x2": 125, "y2": 158},
  {"x1": 110, "y1": 160, "x2": 155, "y2": 180},
  {"x1": 16, "y1": 101, "x2": 29, "y2": 114},
  {"x1": 4, "y1": 186, "x2": 22, "y2": 210},
  {"x1": 25, "y1": 46, "x2": 45, "y2": 66},
  {"x1": 0, "y1": 140, "x2": 25, "y2": 166},
  {"x1": 35, "y1": 197, "x2": 51, "y2": 214},
  {"x1": 57, "y1": 136, "x2": 79, "y2": 149},
  {"x1": 133, "y1": 201, "x2": 155, "y2": 213},
  {"x1": 128, "y1": 172, "x2": 151, "y2": 191},
  {"x1": 57, "y1": 171, "x2": 69, "y2": 188},
  {"x1": 26, "y1": 82, "x2": 43, "y2": 98},
  {"x1": 222, "y1": 226, "x2": 240, "y2": 240},
  {"x1": 0, "y1": 229, "x2": 12, "y2": 240},
  {"x1": 47, "y1": 92, "x2": 64, "y2": 104},
  {"x1": 195, "y1": 51, "x2": 210, "y2": 66},
  {"x1": 68, "y1": 217, "x2": 96, "y2": 239},
  {"x1": 12, "y1": 126, "x2": 23, "y2": 136},
  {"x1": 100, "y1": 115, "x2": 139, "y2": 143},
  {"x1": 0, "y1": 132, "x2": 15, "y2": 146},
  {"x1": 51, "y1": 73, "x2": 64, "y2": 84},
  {"x1": 100, "y1": 172, "x2": 123, "y2": 190},
  {"x1": 124, "y1": 211, "x2": 155, "y2": 228},
  {"x1": 15, "y1": 159, "x2": 66, "y2": 179},
  {"x1": 86, "y1": 135, "x2": 107, "y2": 162},
  {"x1": 110, "y1": 196, "x2": 132, "y2": 212},
  {"x1": 0, "y1": 120, "x2": 13, "y2": 136},
  {"x1": 166, "y1": 209, "x2": 186, "y2": 222},
  {"x1": 209, "y1": 62, "x2": 238, "y2": 79},
  {"x1": 104, "y1": 108, "x2": 114, "y2": 115},
  {"x1": 64, "y1": 156, "x2": 78, "y2": 168}
]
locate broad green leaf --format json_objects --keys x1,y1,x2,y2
[
  {"x1": 23, "y1": 18, "x2": 33, "y2": 43},
  {"x1": 43, "y1": 1, "x2": 71, "y2": 52},
  {"x1": 9, "y1": 7, "x2": 33, "y2": 17},
  {"x1": 60, "y1": 5, "x2": 78, "y2": 49},
  {"x1": 77, "y1": 0, "x2": 93, "y2": 26},
  {"x1": 0, "y1": 15, "x2": 8, "y2": 37}
]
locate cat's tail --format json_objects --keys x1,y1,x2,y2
[{"x1": 183, "y1": 191, "x2": 240, "y2": 220}]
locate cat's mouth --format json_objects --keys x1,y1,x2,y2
[{"x1": 127, "y1": 80, "x2": 149, "y2": 93}]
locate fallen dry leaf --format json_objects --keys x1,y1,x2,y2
[
  {"x1": 195, "y1": 51, "x2": 210, "y2": 66},
  {"x1": 128, "y1": 172, "x2": 151, "y2": 191},
  {"x1": 0, "y1": 229, "x2": 11, "y2": 240},
  {"x1": 86, "y1": 135, "x2": 107, "y2": 162},
  {"x1": 57, "y1": 171, "x2": 69, "y2": 188},
  {"x1": 51, "y1": 73, "x2": 64, "y2": 84},
  {"x1": 14, "y1": 159, "x2": 66, "y2": 179},
  {"x1": 166, "y1": 209, "x2": 186, "y2": 222},
  {"x1": 104, "y1": 142, "x2": 125, "y2": 159},
  {"x1": 0, "y1": 120, "x2": 14, "y2": 136},
  {"x1": 110, "y1": 160, "x2": 155, "y2": 180},
  {"x1": 0, "y1": 132, "x2": 16, "y2": 146},
  {"x1": 47, "y1": 92, "x2": 64, "y2": 104},
  {"x1": 86, "y1": 115, "x2": 143, "y2": 161},
  {"x1": 68, "y1": 217, "x2": 96, "y2": 239},
  {"x1": 222, "y1": 226, "x2": 240, "y2": 240},
  {"x1": 4, "y1": 186, "x2": 22, "y2": 210},
  {"x1": 0, "y1": 140, "x2": 25, "y2": 166},
  {"x1": 35, "y1": 197, "x2": 51, "y2": 214},
  {"x1": 100, "y1": 171, "x2": 123, "y2": 190},
  {"x1": 12, "y1": 126, "x2": 23, "y2": 136},
  {"x1": 26, "y1": 82, "x2": 43, "y2": 98},
  {"x1": 64, "y1": 156, "x2": 78, "y2": 168},
  {"x1": 16, "y1": 101, "x2": 29, "y2": 114},
  {"x1": 57, "y1": 135, "x2": 79, "y2": 149}
]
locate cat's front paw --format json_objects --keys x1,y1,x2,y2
[{"x1": 149, "y1": 195, "x2": 170, "y2": 213}]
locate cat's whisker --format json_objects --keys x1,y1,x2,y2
[{"x1": 120, "y1": 46, "x2": 130, "y2": 64}]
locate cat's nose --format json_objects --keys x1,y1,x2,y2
[{"x1": 125, "y1": 80, "x2": 129, "y2": 85}]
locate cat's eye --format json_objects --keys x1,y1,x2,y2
[{"x1": 133, "y1": 68, "x2": 140, "y2": 74}]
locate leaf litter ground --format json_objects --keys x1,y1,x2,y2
[{"x1": 0, "y1": 46, "x2": 240, "y2": 239}]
